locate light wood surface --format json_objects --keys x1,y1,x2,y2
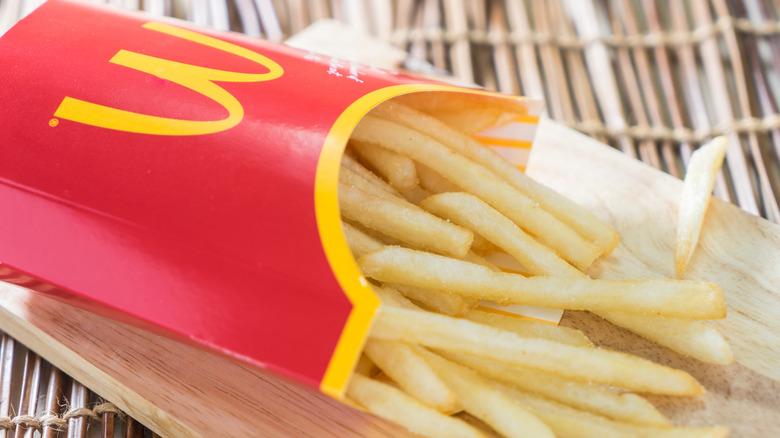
[{"x1": 1, "y1": 119, "x2": 778, "y2": 437}]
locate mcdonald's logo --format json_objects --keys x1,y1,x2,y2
[{"x1": 53, "y1": 22, "x2": 284, "y2": 136}]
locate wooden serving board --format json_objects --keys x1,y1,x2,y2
[{"x1": 0, "y1": 119, "x2": 778, "y2": 437}]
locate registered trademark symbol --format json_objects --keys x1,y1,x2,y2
[{"x1": 49, "y1": 118, "x2": 59, "y2": 127}]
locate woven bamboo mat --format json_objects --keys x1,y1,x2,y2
[{"x1": 1, "y1": 0, "x2": 780, "y2": 436}]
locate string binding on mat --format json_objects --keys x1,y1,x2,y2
[
  {"x1": 390, "y1": 15, "x2": 780, "y2": 49},
  {"x1": 0, "y1": 403, "x2": 124, "y2": 432},
  {"x1": 568, "y1": 114, "x2": 780, "y2": 144}
]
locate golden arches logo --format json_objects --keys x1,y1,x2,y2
[{"x1": 53, "y1": 22, "x2": 283, "y2": 135}]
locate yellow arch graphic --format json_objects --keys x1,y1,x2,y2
[
  {"x1": 54, "y1": 22, "x2": 283, "y2": 135},
  {"x1": 315, "y1": 84, "x2": 531, "y2": 399}
]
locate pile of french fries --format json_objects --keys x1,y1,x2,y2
[{"x1": 339, "y1": 94, "x2": 731, "y2": 438}]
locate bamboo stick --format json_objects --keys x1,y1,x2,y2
[
  {"x1": 0, "y1": 336, "x2": 14, "y2": 438},
  {"x1": 328, "y1": 0, "x2": 343, "y2": 23},
  {"x1": 285, "y1": 0, "x2": 309, "y2": 34},
  {"x1": 66, "y1": 382, "x2": 89, "y2": 438},
  {"x1": 423, "y1": 0, "x2": 447, "y2": 70},
  {"x1": 550, "y1": 0, "x2": 607, "y2": 144},
  {"x1": 609, "y1": 0, "x2": 661, "y2": 168},
  {"x1": 620, "y1": 0, "x2": 680, "y2": 175},
  {"x1": 409, "y1": 0, "x2": 427, "y2": 64},
  {"x1": 257, "y1": 0, "x2": 284, "y2": 42},
  {"x1": 692, "y1": 0, "x2": 759, "y2": 214},
  {"x1": 487, "y1": 0, "x2": 519, "y2": 95},
  {"x1": 504, "y1": 0, "x2": 546, "y2": 101},
  {"x1": 469, "y1": 0, "x2": 496, "y2": 90},
  {"x1": 393, "y1": 0, "x2": 415, "y2": 53},
  {"x1": 567, "y1": 0, "x2": 636, "y2": 156},
  {"x1": 343, "y1": 0, "x2": 370, "y2": 36},
  {"x1": 369, "y1": 0, "x2": 393, "y2": 41},
  {"x1": 234, "y1": 0, "x2": 262, "y2": 37},
  {"x1": 41, "y1": 368, "x2": 64, "y2": 438},
  {"x1": 713, "y1": 0, "x2": 780, "y2": 221},
  {"x1": 642, "y1": 0, "x2": 692, "y2": 178},
  {"x1": 13, "y1": 350, "x2": 41, "y2": 438},
  {"x1": 534, "y1": 0, "x2": 577, "y2": 124},
  {"x1": 442, "y1": 0, "x2": 474, "y2": 83}
]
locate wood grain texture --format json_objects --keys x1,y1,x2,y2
[{"x1": 1, "y1": 119, "x2": 778, "y2": 437}]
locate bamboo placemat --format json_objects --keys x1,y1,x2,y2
[{"x1": 1, "y1": 0, "x2": 779, "y2": 436}]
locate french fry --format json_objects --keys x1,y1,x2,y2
[
  {"x1": 417, "y1": 348, "x2": 556, "y2": 438},
  {"x1": 462, "y1": 251, "x2": 501, "y2": 271},
  {"x1": 420, "y1": 192, "x2": 582, "y2": 277},
  {"x1": 455, "y1": 413, "x2": 505, "y2": 438},
  {"x1": 370, "y1": 101, "x2": 620, "y2": 254},
  {"x1": 350, "y1": 139, "x2": 419, "y2": 192},
  {"x1": 400, "y1": 185, "x2": 433, "y2": 205},
  {"x1": 675, "y1": 136, "x2": 728, "y2": 275},
  {"x1": 339, "y1": 184, "x2": 474, "y2": 258},
  {"x1": 346, "y1": 374, "x2": 487, "y2": 438},
  {"x1": 468, "y1": 233, "x2": 497, "y2": 255},
  {"x1": 363, "y1": 339, "x2": 458, "y2": 412},
  {"x1": 371, "y1": 306, "x2": 704, "y2": 395},
  {"x1": 424, "y1": 108, "x2": 508, "y2": 135},
  {"x1": 351, "y1": 115, "x2": 602, "y2": 270},
  {"x1": 341, "y1": 222, "x2": 383, "y2": 259},
  {"x1": 339, "y1": 166, "x2": 402, "y2": 201},
  {"x1": 354, "y1": 354, "x2": 377, "y2": 376},
  {"x1": 495, "y1": 383, "x2": 729, "y2": 438},
  {"x1": 416, "y1": 162, "x2": 461, "y2": 194},
  {"x1": 372, "y1": 284, "x2": 421, "y2": 310},
  {"x1": 462, "y1": 308, "x2": 592, "y2": 347},
  {"x1": 389, "y1": 283, "x2": 478, "y2": 317},
  {"x1": 393, "y1": 92, "x2": 526, "y2": 115},
  {"x1": 359, "y1": 246, "x2": 726, "y2": 319},
  {"x1": 439, "y1": 351, "x2": 668, "y2": 426},
  {"x1": 341, "y1": 152, "x2": 399, "y2": 195},
  {"x1": 597, "y1": 310, "x2": 733, "y2": 365}
]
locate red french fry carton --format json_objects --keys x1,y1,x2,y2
[{"x1": 0, "y1": 0, "x2": 542, "y2": 398}]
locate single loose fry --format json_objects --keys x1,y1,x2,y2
[
  {"x1": 675, "y1": 136, "x2": 728, "y2": 275},
  {"x1": 351, "y1": 116, "x2": 602, "y2": 270},
  {"x1": 339, "y1": 184, "x2": 474, "y2": 258},
  {"x1": 351, "y1": 139, "x2": 419, "y2": 192},
  {"x1": 359, "y1": 246, "x2": 726, "y2": 319},
  {"x1": 417, "y1": 348, "x2": 556, "y2": 438},
  {"x1": 463, "y1": 309, "x2": 592, "y2": 347},
  {"x1": 495, "y1": 383, "x2": 729, "y2": 438},
  {"x1": 346, "y1": 374, "x2": 487, "y2": 438},
  {"x1": 440, "y1": 351, "x2": 668, "y2": 426},
  {"x1": 420, "y1": 192, "x2": 581, "y2": 277},
  {"x1": 598, "y1": 310, "x2": 733, "y2": 365},
  {"x1": 363, "y1": 339, "x2": 458, "y2": 412},
  {"x1": 372, "y1": 101, "x2": 619, "y2": 254},
  {"x1": 370, "y1": 306, "x2": 704, "y2": 395}
]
